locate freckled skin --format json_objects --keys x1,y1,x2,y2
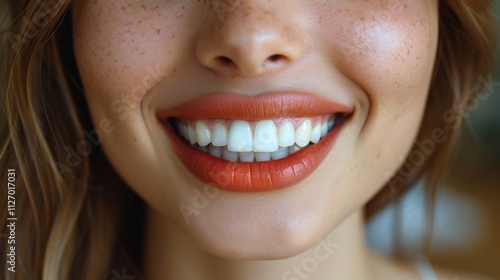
[{"x1": 72, "y1": 0, "x2": 438, "y2": 272}]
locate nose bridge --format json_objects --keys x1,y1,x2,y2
[
  {"x1": 217, "y1": 0, "x2": 279, "y2": 29},
  {"x1": 196, "y1": 0, "x2": 304, "y2": 77}
]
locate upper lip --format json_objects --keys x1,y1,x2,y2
[{"x1": 156, "y1": 92, "x2": 353, "y2": 120}]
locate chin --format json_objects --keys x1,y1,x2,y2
[{"x1": 164, "y1": 179, "x2": 348, "y2": 261}]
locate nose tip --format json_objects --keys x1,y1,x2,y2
[
  {"x1": 197, "y1": 38, "x2": 301, "y2": 77},
  {"x1": 195, "y1": 6, "x2": 304, "y2": 77}
]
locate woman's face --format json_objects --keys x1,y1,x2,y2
[{"x1": 73, "y1": 0, "x2": 438, "y2": 259}]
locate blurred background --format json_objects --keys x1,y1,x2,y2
[{"x1": 367, "y1": 2, "x2": 500, "y2": 278}]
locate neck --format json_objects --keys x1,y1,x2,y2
[{"x1": 142, "y1": 208, "x2": 373, "y2": 280}]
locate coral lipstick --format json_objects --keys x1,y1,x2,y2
[
  {"x1": 157, "y1": 92, "x2": 352, "y2": 192},
  {"x1": 158, "y1": 92, "x2": 351, "y2": 120}
]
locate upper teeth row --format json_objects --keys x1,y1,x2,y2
[{"x1": 174, "y1": 116, "x2": 336, "y2": 153}]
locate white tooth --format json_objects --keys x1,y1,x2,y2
[
  {"x1": 288, "y1": 145, "x2": 301, "y2": 155},
  {"x1": 228, "y1": 121, "x2": 253, "y2": 152},
  {"x1": 195, "y1": 121, "x2": 211, "y2": 146},
  {"x1": 271, "y1": 147, "x2": 289, "y2": 160},
  {"x1": 222, "y1": 146, "x2": 238, "y2": 162},
  {"x1": 177, "y1": 123, "x2": 184, "y2": 139},
  {"x1": 327, "y1": 117, "x2": 335, "y2": 131},
  {"x1": 212, "y1": 123, "x2": 228, "y2": 146},
  {"x1": 278, "y1": 121, "x2": 295, "y2": 147},
  {"x1": 177, "y1": 122, "x2": 188, "y2": 141},
  {"x1": 321, "y1": 121, "x2": 328, "y2": 137},
  {"x1": 253, "y1": 120, "x2": 279, "y2": 152},
  {"x1": 239, "y1": 152, "x2": 255, "y2": 163},
  {"x1": 208, "y1": 145, "x2": 222, "y2": 158},
  {"x1": 182, "y1": 124, "x2": 189, "y2": 141},
  {"x1": 295, "y1": 119, "x2": 312, "y2": 147},
  {"x1": 198, "y1": 145, "x2": 208, "y2": 153},
  {"x1": 310, "y1": 124, "x2": 321, "y2": 144},
  {"x1": 255, "y1": 152, "x2": 271, "y2": 162},
  {"x1": 188, "y1": 126, "x2": 197, "y2": 145}
]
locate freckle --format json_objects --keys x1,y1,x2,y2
[{"x1": 156, "y1": 29, "x2": 161, "y2": 34}]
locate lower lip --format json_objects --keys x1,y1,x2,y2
[{"x1": 162, "y1": 122, "x2": 345, "y2": 192}]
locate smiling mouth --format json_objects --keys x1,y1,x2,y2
[
  {"x1": 157, "y1": 92, "x2": 352, "y2": 192},
  {"x1": 168, "y1": 114, "x2": 345, "y2": 163}
]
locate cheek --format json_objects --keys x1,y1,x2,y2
[
  {"x1": 72, "y1": 2, "x2": 182, "y2": 202},
  {"x1": 72, "y1": 1, "x2": 187, "y2": 112},
  {"x1": 321, "y1": 1, "x2": 438, "y2": 97},
  {"x1": 319, "y1": 1, "x2": 438, "y2": 194}
]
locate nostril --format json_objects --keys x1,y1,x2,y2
[
  {"x1": 217, "y1": 56, "x2": 234, "y2": 66},
  {"x1": 268, "y1": 54, "x2": 285, "y2": 63},
  {"x1": 209, "y1": 53, "x2": 290, "y2": 75}
]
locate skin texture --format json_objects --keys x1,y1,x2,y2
[{"x1": 72, "y1": 0, "x2": 439, "y2": 278}]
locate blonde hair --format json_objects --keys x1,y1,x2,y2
[{"x1": 0, "y1": 0, "x2": 497, "y2": 279}]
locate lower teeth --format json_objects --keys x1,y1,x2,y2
[{"x1": 192, "y1": 143, "x2": 308, "y2": 162}]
